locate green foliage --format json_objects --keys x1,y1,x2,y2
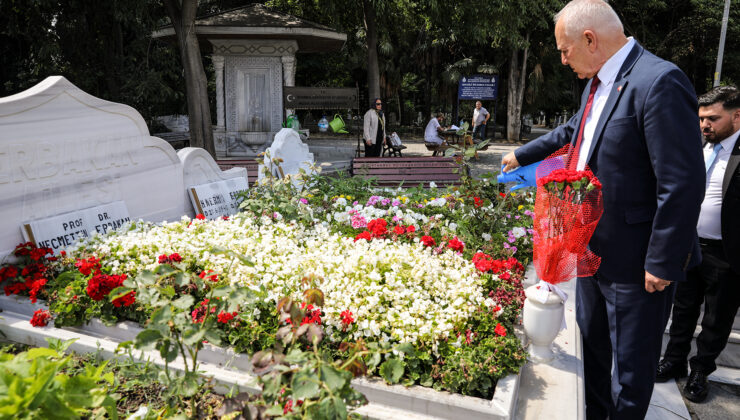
[
  {"x1": 234, "y1": 296, "x2": 379, "y2": 419},
  {"x1": 119, "y1": 263, "x2": 258, "y2": 417},
  {"x1": 0, "y1": 338, "x2": 118, "y2": 420},
  {"x1": 435, "y1": 334, "x2": 525, "y2": 398}
]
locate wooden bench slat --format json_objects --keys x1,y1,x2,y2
[
  {"x1": 369, "y1": 174, "x2": 460, "y2": 181},
  {"x1": 353, "y1": 168, "x2": 459, "y2": 175}
]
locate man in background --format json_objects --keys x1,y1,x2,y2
[
  {"x1": 424, "y1": 113, "x2": 447, "y2": 145},
  {"x1": 656, "y1": 86, "x2": 740, "y2": 403},
  {"x1": 471, "y1": 101, "x2": 490, "y2": 142}
]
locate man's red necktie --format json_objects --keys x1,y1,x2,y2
[{"x1": 569, "y1": 76, "x2": 601, "y2": 170}]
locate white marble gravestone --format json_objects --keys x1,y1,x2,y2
[
  {"x1": 178, "y1": 147, "x2": 247, "y2": 218},
  {"x1": 0, "y1": 76, "x2": 246, "y2": 258},
  {"x1": 258, "y1": 128, "x2": 315, "y2": 187}
]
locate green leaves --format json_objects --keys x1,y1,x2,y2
[
  {"x1": 291, "y1": 370, "x2": 320, "y2": 400},
  {"x1": 0, "y1": 343, "x2": 119, "y2": 419},
  {"x1": 379, "y1": 358, "x2": 405, "y2": 384}
]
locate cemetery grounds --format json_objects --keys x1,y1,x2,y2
[{"x1": 0, "y1": 167, "x2": 535, "y2": 419}]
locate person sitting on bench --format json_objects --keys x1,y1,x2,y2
[{"x1": 424, "y1": 113, "x2": 448, "y2": 146}]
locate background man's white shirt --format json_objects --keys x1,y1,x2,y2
[{"x1": 697, "y1": 129, "x2": 740, "y2": 239}]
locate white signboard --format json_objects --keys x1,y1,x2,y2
[
  {"x1": 22, "y1": 201, "x2": 130, "y2": 253},
  {"x1": 188, "y1": 178, "x2": 248, "y2": 219}
]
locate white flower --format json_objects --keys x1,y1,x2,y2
[
  {"x1": 482, "y1": 233, "x2": 492, "y2": 242},
  {"x1": 72, "y1": 214, "x2": 484, "y2": 348},
  {"x1": 512, "y1": 227, "x2": 526, "y2": 238}
]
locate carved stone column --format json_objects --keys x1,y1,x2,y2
[
  {"x1": 281, "y1": 55, "x2": 297, "y2": 118},
  {"x1": 281, "y1": 55, "x2": 296, "y2": 87},
  {"x1": 213, "y1": 55, "x2": 225, "y2": 130}
]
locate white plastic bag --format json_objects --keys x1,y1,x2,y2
[{"x1": 390, "y1": 132, "x2": 402, "y2": 147}]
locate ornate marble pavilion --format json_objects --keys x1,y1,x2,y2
[{"x1": 153, "y1": 4, "x2": 346, "y2": 157}]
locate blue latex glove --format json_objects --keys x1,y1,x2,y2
[{"x1": 497, "y1": 161, "x2": 541, "y2": 190}]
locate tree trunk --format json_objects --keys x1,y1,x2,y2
[
  {"x1": 163, "y1": 0, "x2": 215, "y2": 156},
  {"x1": 506, "y1": 33, "x2": 529, "y2": 142},
  {"x1": 362, "y1": 0, "x2": 380, "y2": 102}
]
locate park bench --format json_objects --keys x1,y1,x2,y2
[
  {"x1": 216, "y1": 159, "x2": 260, "y2": 186},
  {"x1": 425, "y1": 142, "x2": 449, "y2": 157},
  {"x1": 351, "y1": 156, "x2": 462, "y2": 188},
  {"x1": 382, "y1": 142, "x2": 406, "y2": 157}
]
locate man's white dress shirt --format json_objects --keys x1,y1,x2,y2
[{"x1": 697, "y1": 129, "x2": 740, "y2": 239}]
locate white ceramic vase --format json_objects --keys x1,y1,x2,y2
[{"x1": 522, "y1": 283, "x2": 565, "y2": 362}]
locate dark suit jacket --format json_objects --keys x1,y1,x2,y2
[
  {"x1": 721, "y1": 135, "x2": 740, "y2": 274},
  {"x1": 515, "y1": 42, "x2": 705, "y2": 284}
]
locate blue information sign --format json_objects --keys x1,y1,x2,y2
[{"x1": 458, "y1": 75, "x2": 499, "y2": 100}]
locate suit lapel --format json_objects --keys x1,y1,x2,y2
[
  {"x1": 585, "y1": 43, "x2": 644, "y2": 164},
  {"x1": 723, "y1": 136, "x2": 740, "y2": 196}
]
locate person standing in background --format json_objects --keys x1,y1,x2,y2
[
  {"x1": 471, "y1": 101, "x2": 490, "y2": 142},
  {"x1": 656, "y1": 86, "x2": 740, "y2": 403},
  {"x1": 363, "y1": 98, "x2": 386, "y2": 157}
]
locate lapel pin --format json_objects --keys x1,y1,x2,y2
[{"x1": 617, "y1": 85, "x2": 623, "y2": 92}]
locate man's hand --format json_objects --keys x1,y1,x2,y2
[
  {"x1": 645, "y1": 271, "x2": 672, "y2": 293},
  {"x1": 502, "y1": 152, "x2": 520, "y2": 172},
  {"x1": 365, "y1": 140, "x2": 372, "y2": 146}
]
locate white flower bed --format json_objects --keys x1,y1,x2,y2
[{"x1": 74, "y1": 215, "x2": 488, "y2": 347}]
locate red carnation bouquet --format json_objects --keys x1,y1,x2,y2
[{"x1": 532, "y1": 145, "x2": 604, "y2": 285}]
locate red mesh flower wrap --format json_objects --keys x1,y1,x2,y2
[{"x1": 533, "y1": 145, "x2": 604, "y2": 285}]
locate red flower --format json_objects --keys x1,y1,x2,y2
[
  {"x1": 196, "y1": 213, "x2": 206, "y2": 220},
  {"x1": 354, "y1": 231, "x2": 372, "y2": 242},
  {"x1": 30, "y1": 309, "x2": 51, "y2": 327},
  {"x1": 191, "y1": 299, "x2": 216, "y2": 323},
  {"x1": 158, "y1": 254, "x2": 169, "y2": 264},
  {"x1": 405, "y1": 225, "x2": 416, "y2": 233},
  {"x1": 393, "y1": 225, "x2": 405, "y2": 235},
  {"x1": 169, "y1": 253, "x2": 182, "y2": 263},
  {"x1": 0, "y1": 265, "x2": 18, "y2": 280},
  {"x1": 112, "y1": 290, "x2": 136, "y2": 307},
  {"x1": 86, "y1": 273, "x2": 127, "y2": 301},
  {"x1": 367, "y1": 218, "x2": 388, "y2": 237},
  {"x1": 75, "y1": 257, "x2": 101, "y2": 276},
  {"x1": 494, "y1": 323, "x2": 507, "y2": 337},
  {"x1": 199, "y1": 270, "x2": 219, "y2": 282},
  {"x1": 29, "y1": 247, "x2": 50, "y2": 261},
  {"x1": 448, "y1": 237, "x2": 464, "y2": 252},
  {"x1": 340, "y1": 310, "x2": 354, "y2": 329},
  {"x1": 217, "y1": 311, "x2": 238, "y2": 324},
  {"x1": 473, "y1": 197, "x2": 483, "y2": 207},
  {"x1": 283, "y1": 400, "x2": 293, "y2": 415},
  {"x1": 421, "y1": 236, "x2": 436, "y2": 247},
  {"x1": 499, "y1": 192, "x2": 506, "y2": 198}
]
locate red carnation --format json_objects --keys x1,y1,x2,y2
[
  {"x1": 448, "y1": 237, "x2": 464, "y2": 252},
  {"x1": 354, "y1": 231, "x2": 372, "y2": 242},
  {"x1": 30, "y1": 309, "x2": 51, "y2": 327},
  {"x1": 217, "y1": 311, "x2": 238, "y2": 324},
  {"x1": 421, "y1": 236, "x2": 436, "y2": 247}
]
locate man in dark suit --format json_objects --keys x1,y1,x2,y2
[
  {"x1": 656, "y1": 86, "x2": 740, "y2": 402},
  {"x1": 501, "y1": 1, "x2": 705, "y2": 418}
]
